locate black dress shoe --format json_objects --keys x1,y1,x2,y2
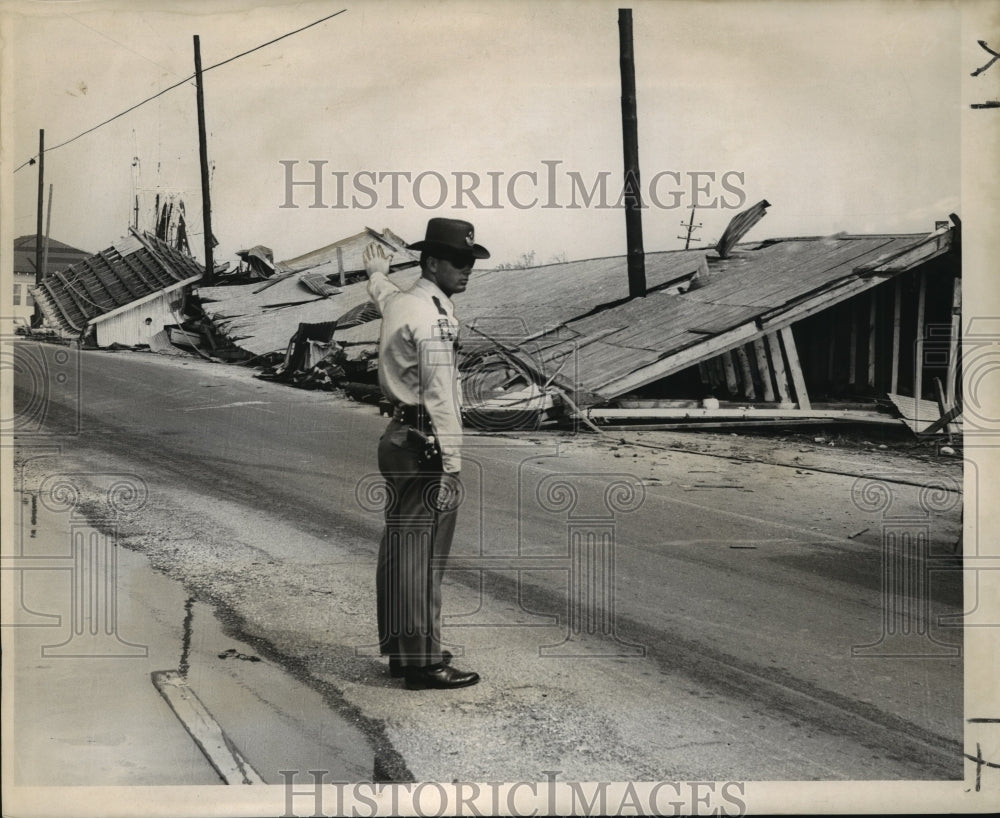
[
  {"x1": 404, "y1": 663, "x2": 479, "y2": 690},
  {"x1": 388, "y1": 651, "x2": 452, "y2": 678}
]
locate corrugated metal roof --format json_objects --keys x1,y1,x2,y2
[{"x1": 30, "y1": 230, "x2": 203, "y2": 336}]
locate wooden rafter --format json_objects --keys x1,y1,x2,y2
[
  {"x1": 50, "y1": 268, "x2": 93, "y2": 323},
  {"x1": 766, "y1": 332, "x2": 791, "y2": 404},
  {"x1": 780, "y1": 326, "x2": 811, "y2": 411}
]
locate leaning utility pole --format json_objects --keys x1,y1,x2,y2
[
  {"x1": 33, "y1": 130, "x2": 45, "y2": 326},
  {"x1": 678, "y1": 205, "x2": 702, "y2": 249},
  {"x1": 618, "y1": 8, "x2": 646, "y2": 298},
  {"x1": 193, "y1": 35, "x2": 215, "y2": 285}
]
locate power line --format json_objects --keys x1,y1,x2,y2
[{"x1": 14, "y1": 8, "x2": 347, "y2": 173}]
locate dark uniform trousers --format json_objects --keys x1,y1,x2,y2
[{"x1": 376, "y1": 418, "x2": 458, "y2": 668}]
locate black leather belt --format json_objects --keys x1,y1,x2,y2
[{"x1": 392, "y1": 404, "x2": 426, "y2": 427}]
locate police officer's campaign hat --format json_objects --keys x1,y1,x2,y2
[{"x1": 406, "y1": 218, "x2": 490, "y2": 260}]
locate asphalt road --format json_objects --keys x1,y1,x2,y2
[{"x1": 11, "y1": 343, "x2": 965, "y2": 786}]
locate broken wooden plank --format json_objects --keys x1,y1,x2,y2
[
  {"x1": 780, "y1": 326, "x2": 811, "y2": 411},
  {"x1": 151, "y1": 670, "x2": 264, "y2": 785}
]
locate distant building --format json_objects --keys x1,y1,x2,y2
[{"x1": 11, "y1": 235, "x2": 91, "y2": 323}]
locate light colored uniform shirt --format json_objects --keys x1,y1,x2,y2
[{"x1": 368, "y1": 271, "x2": 463, "y2": 473}]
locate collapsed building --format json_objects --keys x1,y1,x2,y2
[
  {"x1": 197, "y1": 227, "x2": 417, "y2": 361},
  {"x1": 36, "y1": 206, "x2": 958, "y2": 436},
  {"x1": 329, "y1": 209, "x2": 962, "y2": 434},
  {"x1": 29, "y1": 229, "x2": 205, "y2": 349}
]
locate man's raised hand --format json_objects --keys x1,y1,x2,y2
[{"x1": 363, "y1": 242, "x2": 393, "y2": 277}]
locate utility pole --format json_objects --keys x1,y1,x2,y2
[
  {"x1": 677, "y1": 205, "x2": 702, "y2": 249},
  {"x1": 193, "y1": 35, "x2": 215, "y2": 285},
  {"x1": 618, "y1": 8, "x2": 646, "y2": 299},
  {"x1": 33, "y1": 129, "x2": 45, "y2": 327}
]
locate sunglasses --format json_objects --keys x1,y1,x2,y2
[{"x1": 438, "y1": 252, "x2": 475, "y2": 270}]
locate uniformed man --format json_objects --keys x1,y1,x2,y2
[{"x1": 363, "y1": 218, "x2": 489, "y2": 690}]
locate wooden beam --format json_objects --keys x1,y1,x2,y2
[
  {"x1": 848, "y1": 301, "x2": 858, "y2": 387},
  {"x1": 780, "y1": 325, "x2": 811, "y2": 410},
  {"x1": 946, "y1": 274, "x2": 961, "y2": 407},
  {"x1": 919, "y1": 403, "x2": 963, "y2": 436},
  {"x1": 127, "y1": 231, "x2": 183, "y2": 283},
  {"x1": 827, "y1": 310, "x2": 836, "y2": 384},
  {"x1": 697, "y1": 360, "x2": 710, "y2": 390},
  {"x1": 100, "y1": 248, "x2": 157, "y2": 293},
  {"x1": 80, "y1": 257, "x2": 125, "y2": 304},
  {"x1": 760, "y1": 271, "x2": 897, "y2": 334},
  {"x1": 914, "y1": 270, "x2": 927, "y2": 401},
  {"x1": 853, "y1": 228, "x2": 951, "y2": 274},
  {"x1": 933, "y1": 376, "x2": 948, "y2": 419},
  {"x1": 752, "y1": 336, "x2": 776, "y2": 402},
  {"x1": 722, "y1": 351, "x2": 739, "y2": 396},
  {"x1": 591, "y1": 418, "x2": 900, "y2": 431},
  {"x1": 766, "y1": 332, "x2": 791, "y2": 404},
  {"x1": 34, "y1": 278, "x2": 83, "y2": 332},
  {"x1": 595, "y1": 321, "x2": 759, "y2": 396},
  {"x1": 50, "y1": 268, "x2": 94, "y2": 323},
  {"x1": 710, "y1": 356, "x2": 725, "y2": 390},
  {"x1": 735, "y1": 345, "x2": 756, "y2": 400},
  {"x1": 890, "y1": 278, "x2": 902, "y2": 394},
  {"x1": 867, "y1": 290, "x2": 877, "y2": 389},
  {"x1": 69, "y1": 261, "x2": 112, "y2": 311},
  {"x1": 588, "y1": 407, "x2": 899, "y2": 423}
]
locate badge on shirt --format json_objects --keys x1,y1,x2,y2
[{"x1": 434, "y1": 317, "x2": 456, "y2": 342}]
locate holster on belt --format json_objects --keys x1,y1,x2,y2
[{"x1": 393, "y1": 404, "x2": 441, "y2": 463}]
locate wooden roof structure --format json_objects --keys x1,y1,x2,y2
[
  {"x1": 506, "y1": 228, "x2": 955, "y2": 404},
  {"x1": 30, "y1": 229, "x2": 203, "y2": 336},
  {"x1": 333, "y1": 249, "x2": 707, "y2": 346}
]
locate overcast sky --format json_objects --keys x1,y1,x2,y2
[{"x1": 6, "y1": 0, "x2": 964, "y2": 268}]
